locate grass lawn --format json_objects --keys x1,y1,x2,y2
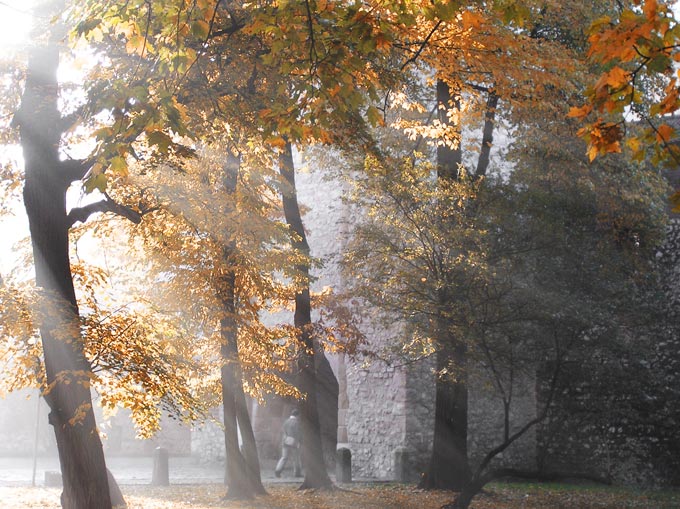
[{"x1": 0, "y1": 482, "x2": 676, "y2": 508}]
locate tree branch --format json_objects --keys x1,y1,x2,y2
[
  {"x1": 67, "y1": 194, "x2": 153, "y2": 227},
  {"x1": 304, "y1": 0, "x2": 318, "y2": 73},
  {"x1": 59, "y1": 158, "x2": 91, "y2": 184},
  {"x1": 401, "y1": 20, "x2": 443, "y2": 71}
]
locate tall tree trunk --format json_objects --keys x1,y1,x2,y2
[
  {"x1": 420, "y1": 341, "x2": 470, "y2": 490},
  {"x1": 220, "y1": 306, "x2": 258, "y2": 498},
  {"x1": 475, "y1": 91, "x2": 498, "y2": 179},
  {"x1": 279, "y1": 141, "x2": 333, "y2": 489},
  {"x1": 233, "y1": 354, "x2": 265, "y2": 494},
  {"x1": 436, "y1": 80, "x2": 463, "y2": 181},
  {"x1": 219, "y1": 153, "x2": 265, "y2": 498},
  {"x1": 17, "y1": 43, "x2": 113, "y2": 508},
  {"x1": 219, "y1": 273, "x2": 266, "y2": 498},
  {"x1": 420, "y1": 80, "x2": 472, "y2": 491}
]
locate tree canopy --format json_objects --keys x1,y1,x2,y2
[
  {"x1": 0, "y1": 1, "x2": 678, "y2": 507},
  {"x1": 570, "y1": 0, "x2": 680, "y2": 166}
]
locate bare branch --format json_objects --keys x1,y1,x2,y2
[
  {"x1": 304, "y1": 0, "x2": 318, "y2": 73},
  {"x1": 67, "y1": 194, "x2": 153, "y2": 227},
  {"x1": 401, "y1": 20, "x2": 443, "y2": 71}
]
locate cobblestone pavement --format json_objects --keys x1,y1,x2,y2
[{"x1": 0, "y1": 456, "x2": 302, "y2": 487}]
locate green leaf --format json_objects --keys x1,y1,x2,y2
[
  {"x1": 147, "y1": 130, "x2": 173, "y2": 153},
  {"x1": 110, "y1": 156, "x2": 128, "y2": 175},
  {"x1": 191, "y1": 20, "x2": 210, "y2": 39},
  {"x1": 366, "y1": 105, "x2": 384, "y2": 127},
  {"x1": 647, "y1": 54, "x2": 671, "y2": 73},
  {"x1": 84, "y1": 173, "x2": 108, "y2": 194},
  {"x1": 76, "y1": 18, "x2": 102, "y2": 37}
]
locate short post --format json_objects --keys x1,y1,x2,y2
[
  {"x1": 151, "y1": 447, "x2": 169, "y2": 486},
  {"x1": 44, "y1": 471, "x2": 62, "y2": 487},
  {"x1": 393, "y1": 446, "x2": 410, "y2": 482},
  {"x1": 336, "y1": 447, "x2": 351, "y2": 483}
]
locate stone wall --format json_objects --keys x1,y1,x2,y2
[
  {"x1": 191, "y1": 408, "x2": 227, "y2": 464},
  {"x1": 99, "y1": 409, "x2": 192, "y2": 457},
  {"x1": 467, "y1": 365, "x2": 537, "y2": 472},
  {"x1": 344, "y1": 358, "x2": 408, "y2": 479},
  {"x1": 288, "y1": 161, "x2": 435, "y2": 480},
  {"x1": 192, "y1": 140, "x2": 680, "y2": 483},
  {"x1": 290, "y1": 155, "x2": 533, "y2": 481}
]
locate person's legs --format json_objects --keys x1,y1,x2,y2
[
  {"x1": 275, "y1": 446, "x2": 291, "y2": 477},
  {"x1": 293, "y1": 447, "x2": 302, "y2": 477}
]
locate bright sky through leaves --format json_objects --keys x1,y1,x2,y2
[{"x1": 0, "y1": 1, "x2": 32, "y2": 54}]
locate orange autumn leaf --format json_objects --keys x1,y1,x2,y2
[{"x1": 656, "y1": 123, "x2": 675, "y2": 143}]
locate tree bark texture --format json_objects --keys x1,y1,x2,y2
[
  {"x1": 17, "y1": 46, "x2": 113, "y2": 508},
  {"x1": 280, "y1": 142, "x2": 333, "y2": 489}
]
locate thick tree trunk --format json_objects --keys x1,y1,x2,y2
[
  {"x1": 279, "y1": 142, "x2": 333, "y2": 489},
  {"x1": 436, "y1": 80, "x2": 463, "y2": 181},
  {"x1": 475, "y1": 91, "x2": 499, "y2": 178},
  {"x1": 448, "y1": 479, "x2": 483, "y2": 509},
  {"x1": 420, "y1": 343, "x2": 470, "y2": 490},
  {"x1": 17, "y1": 46, "x2": 113, "y2": 508},
  {"x1": 421, "y1": 80, "x2": 472, "y2": 491}
]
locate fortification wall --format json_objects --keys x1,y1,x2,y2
[
  {"x1": 296, "y1": 160, "x2": 417, "y2": 479},
  {"x1": 467, "y1": 365, "x2": 537, "y2": 472}
]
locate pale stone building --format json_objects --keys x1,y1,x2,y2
[{"x1": 194, "y1": 153, "x2": 540, "y2": 481}]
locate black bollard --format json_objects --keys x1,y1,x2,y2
[
  {"x1": 151, "y1": 447, "x2": 169, "y2": 486},
  {"x1": 336, "y1": 447, "x2": 352, "y2": 483}
]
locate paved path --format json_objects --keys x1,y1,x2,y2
[{"x1": 0, "y1": 456, "x2": 301, "y2": 487}]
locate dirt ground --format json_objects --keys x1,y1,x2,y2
[{"x1": 0, "y1": 482, "x2": 677, "y2": 509}]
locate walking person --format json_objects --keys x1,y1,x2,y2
[{"x1": 274, "y1": 408, "x2": 302, "y2": 477}]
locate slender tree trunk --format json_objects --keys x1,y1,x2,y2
[
  {"x1": 220, "y1": 347, "x2": 249, "y2": 497},
  {"x1": 17, "y1": 44, "x2": 113, "y2": 508},
  {"x1": 219, "y1": 154, "x2": 265, "y2": 498},
  {"x1": 279, "y1": 141, "x2": 333, "y2": 489},
  {"x1": 219, "y1": 274, "x2": 265, "y2": 497},
  {"x1": 442, "y1": 350, "x2": 565, "y2": 509},
  {"x1": 420, "y1": 80, "x2": 472, "y2": 491},
  {"x1": 220, "y1": 308, "x2": 256, "y2": 498},
  {"x1": 233, "y1": 362, "x2": 265, "y2": 495}
]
